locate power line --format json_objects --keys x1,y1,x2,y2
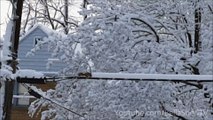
[
  {"x1": 16, "y1": 74, "x2": 213, "y2": 83},
  {"x1": 22, "y1": 84, "x2": 85, "y2": 118}
]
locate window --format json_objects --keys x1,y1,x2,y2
[{"x1": 34, "y1": 36, "x2": 43, "y2": 46}]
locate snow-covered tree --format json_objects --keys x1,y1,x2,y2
[
  {"x1": 0, "y1": 0, "x2": 24, "y2": 119},
  {"x1": 28, "y1": 0, "x2": 212, "y2": 120}
]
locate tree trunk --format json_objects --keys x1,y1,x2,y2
[
  {"x1": 64, "y1": 0, "x2": 69, "y2": 34},
  {"x1": 83, "y1": 0, "x2": 88, "y2": 20},
  {"x1": 194, "y1": 6, "x2": 201, "y2": 53},
  {"x1": 2, "y1": 0, "x2": 23, "y2": 119}
]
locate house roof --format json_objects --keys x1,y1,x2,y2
[{"x1": 20, "y1": 24, "x2": 54, "y2": 41}]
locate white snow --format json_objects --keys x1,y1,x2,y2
[
  {"x1": 0, "y1": 0, "x2": 212, "y2": 120},
  {"x1": 1, "y1": 20, "x2": 13, "y2": 63},
  {"x1": 19, "y1": 24, "x2": 55, "y2": 41},
  {"x1": 13, "y1": 95, "x2": 35, "y2": 99},
  {"x1": 0, "y1": 18, "x2": 14, "y2": 120},
  {"x1": 92, "y1": 72, "x2": 213, "y2": 81},
  {"x1": 0, "y1": 69, "x2": 13, "y2": 80},
  {"x1": 15, "y1": 69, "x2": 44, "y2": 78}
]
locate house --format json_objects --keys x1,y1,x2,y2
[
  {"x1": 11, "y1": 24, "x2": 65, "y2": 120},
  {"x1": 18, "y1": 24, "x2": 65, "y2": 74}
]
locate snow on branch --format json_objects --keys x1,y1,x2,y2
[{"x1": 26, "y1": 85, "x2": 85, "y2": 118}]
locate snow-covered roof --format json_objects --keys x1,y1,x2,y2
[{"x1": 20, "y1": 24, "x2": 54, "y2": 41}]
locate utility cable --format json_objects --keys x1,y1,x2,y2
[{"x1": 22, "y1": 83, "x2": 85, "y2": 118}]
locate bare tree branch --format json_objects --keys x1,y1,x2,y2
[
  {"x1": 159, "y1": 102, "x2": 187, "y2": 120},
  {"x1": 131, "y1": 18, "x2": 160, "y2": 43}
]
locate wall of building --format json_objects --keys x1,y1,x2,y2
[
  {"x1": 12, "y1": 26, "x2": 65, "y2": 120},
  {"x1": 18, "y1": 28, "x2": 65, "y2": 72}
]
